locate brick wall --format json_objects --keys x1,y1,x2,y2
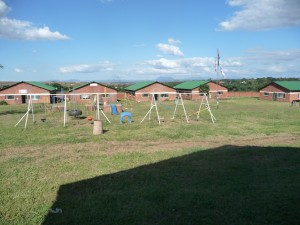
[
  {"x1": 228, "y1": 92, "x2": 259, "y2": 98},
  {"x1": 0, "y1": 83, "x2": 51, "y2": 105},
  {"x1": 130, "y1": 83, "x2": 176, "y2": 102},
  {"x1": 72, "y1": 84, "x2": 117, "y2": 104},
  {"x1": 259, "y1": 83, "x2": 291, "y2": 102}
]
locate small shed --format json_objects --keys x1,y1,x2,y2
[
  {"x1": 259, "y1": 81, "x2": 300, "y2": 102},
  {"x1": 70, "y1": 81, "x2": 118, "y2": 104},
  {"x1": 173, "y1": 80, "x2": 228, "y2": 100},
  {"x1": 124, "y1": 81, "x2": 176, "y2": 102},
  {"x1": 0, "y1": 81, "x2": 56, "y2": 105}
]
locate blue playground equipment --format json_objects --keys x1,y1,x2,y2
[
  {"x1": 110, "y1": 104, "x2": 118, "y2": 115},
  {"x1": 120, "y1": 111, "x2": 132, "y2": 124}
]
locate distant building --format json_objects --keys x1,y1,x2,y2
[
  {"x1": 0, "y1": 81, "x2": 56, "y2": 105},
  {"x1": 173, "y1": 80, "x2": 228, "y2": 100},
  {"x1": 259, "y1": 81, "x2": 300, "y2": 102},
  {"x1": 124, "y1": 81, "x2": 176, "y2": 102},
  {"x1": 70, "y1": 81, "x2": 117, "y2": 104}
]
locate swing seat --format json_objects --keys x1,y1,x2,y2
[{"x1": 68, "y1": 109, "x2": 82, "y2": 117}]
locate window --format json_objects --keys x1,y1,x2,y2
[
  {"x1": 80, "y1": 94, "x2": 91, "y2": 100},
  {"x1": 5, "y1": 95, "x2": 14, "y2": 100},
  {"x1": 263, "y1": 92, "x2": 269, "y2": 96},
  {"x1": 298, "y1": 93, "x2": 300, "y2": 98},
  {"x1": 160, "y1": 93, "x2": 168, "y2": 98},
  {"x1": 277, "y1": 93, "x2": 285, "y2": 99},
  {"x1": 142, "y1": 94, "x2": 149, "y2": 97},
  {"x1": 218, "y1": 91, "x2": 223, "y2": 95},
  {"x1": 31, "y1": 95, "x2": 40, "y2": 100}
]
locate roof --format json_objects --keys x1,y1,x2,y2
[
  {"x1": 26, "y1": 81, "x2": 56, "y2": 91},
  {"x1": 0, "y1": 81, "x2": 56, "y2": 92},
  {"x1": 124, "y1": 81, "x2": 156, "y2": 91},
  {"x1": 72, "y1": 82, "x2": 91, "y2": 90},
  {"x1": 173, "y1": 80, "x2": 209, "y2": 90},
  {"x1": 71, "y1": 82, "x2": 115, "y2": 91},
  {"x1": 274, "y1": 81, "x2": 300, "y2": 91}
]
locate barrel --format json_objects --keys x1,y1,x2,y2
[{"x1": 93, "y1": 120, "x2": 103, "y2": 135}]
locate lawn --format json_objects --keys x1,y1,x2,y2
[{"x1": 0, "y1": 98, "x2": 299, "y2": 225}]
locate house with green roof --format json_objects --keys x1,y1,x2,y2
[
  {"x1": 0, "y1": 81, "x2": 57, "y2": 105},
  {"x1": 70, "y1": 81, "x2": 117, "y2": 104},
  {"x1": 124, "y1": 81, "x2": 176, "y2": 102},
  {"x1": 259, "y1": 81, "x2": 300, "y2": 103},
  {"x1": 173, "y1": 80, "x2": 228, "y2": 100}
]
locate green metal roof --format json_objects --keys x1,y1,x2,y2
[
  {"x1": 72, "y1": 82, "x2": 90, "y2": 90},
  {"x1": 26, "y1": 81, "x2": 56, "y2": 91},
  {"x1": 274, "y1": 81, "x2": 300, "y2": 91},
  {"x1": 124, "y1": 81, "x2": 155, "y2": 91},
  {"x1": 173, "y1": 80, "x2": 209, "y2": 90}
]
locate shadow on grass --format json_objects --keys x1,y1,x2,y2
[{"x1": 43, "y1": 145, "x2": 300, "y2": 225}]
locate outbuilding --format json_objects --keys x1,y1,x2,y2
[
  {"x1": 124, "y1": 81, "x2": 176, "y2": 102},
  {"x1": 0, "y1": 81, "x2": 56, "y2": 105},
  {"x1": 173, "y1": 80, "x2": 228, "y2": 100},
  {"x1": 259, "y1": 81, "x2": 300, "y2": 103}
]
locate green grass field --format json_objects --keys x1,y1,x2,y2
[{"x1": 0, "y1": 98, "x2": 299, "y2": 225}]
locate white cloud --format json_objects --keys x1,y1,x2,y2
[
  {"x1": 59, "y1": 61, "x2": 114, "y2": 73},
  {"x1": 0, "y1": 0, "x2": 70, "y2": 40},
  {"x1": 219, "y1": 0, "x2": 300, "y2": 31},
  {"x1": 14, "y1": 68, "x2": 23, "y2": 73},
  {"x1": 157, "y1": 43, "x2": 184, "y2": 57},
  {"x1": 0, "y1": 0, "x2": 10, "y2": 17},
  {"x1": 168, "y1": 38, "x2": 181, "y2": 45},
  {"x1": 147, "y1": 58, "x2": 180, "y2": 69},
  {"x1": 245, "y1": 48, "x2": 300, "y2": 62}
]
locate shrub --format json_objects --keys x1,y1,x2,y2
[{"x1": 0, "y1": 100, "x2": 8, "y2": 105}]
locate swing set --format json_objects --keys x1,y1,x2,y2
[{"x1": 140, "y1": 93, "x2": 189, "y2": 125}]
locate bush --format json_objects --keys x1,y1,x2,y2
[{"x1": 0, "y1": 100, "x2": 8, "y2": 105}]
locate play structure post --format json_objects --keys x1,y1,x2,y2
[
  {"x1": 63, "y1": 94, "x2": 67, "y2": 127},
  {"x1": 171, "y1": 93, "x2": 189, "y2": 123},
  {"x1": 95, "y1": 93, "x2": 111, "y2": 124},
  {"x1": 15, "y1": 95, "x2": 35, "y2": 129},
  {"x1": 140, "y1": 93, "x2": 161, "y2": 125},
  {"x1": 96, "y1": 93, "x2": 100, "y2": 120},
  {"x1": 197, "y1": 93, "x2": 216, "y2": 124}
]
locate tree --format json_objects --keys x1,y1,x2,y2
[{"x1": 199, "y1": 84, "x2": 209, "y2": 95}]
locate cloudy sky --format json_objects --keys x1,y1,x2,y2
[{"x1": 0, "y1": 0, "x2": 299, "y2": 81}]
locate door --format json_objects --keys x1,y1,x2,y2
[
  {"x1": 272, "y1": 93, "x2": 277, "y2": 101},
  {"x1": 21, "y1": 95, "x2": 26, "y2": 104}
]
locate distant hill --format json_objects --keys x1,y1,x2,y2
[{"x1": 156, "y1": 76, "x2": 176, "y2": 82}]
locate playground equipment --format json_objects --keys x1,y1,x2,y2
[
  {"x1": 120, "y1": 111, "x2": 132, "y2": 124},
  {"x1": 110, "y1": 104, "x2": 118, "y2": 115},
  {"x1": 188, "y1": 93, "x2": 216, "y2": 124},
  {"x1": 15, "y1": 95, "x2": 35, "y2": 129},
  {"x1": 140, "y1": 93, "x2": 189, "y2": 125}
]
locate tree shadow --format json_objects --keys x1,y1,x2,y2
[{"x1": 42, "y1": 145, "x2": 300, "y2": 225}]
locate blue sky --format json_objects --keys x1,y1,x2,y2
[{"x1": 0, "y1": 0, "x2": 299, "y2": 81}]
